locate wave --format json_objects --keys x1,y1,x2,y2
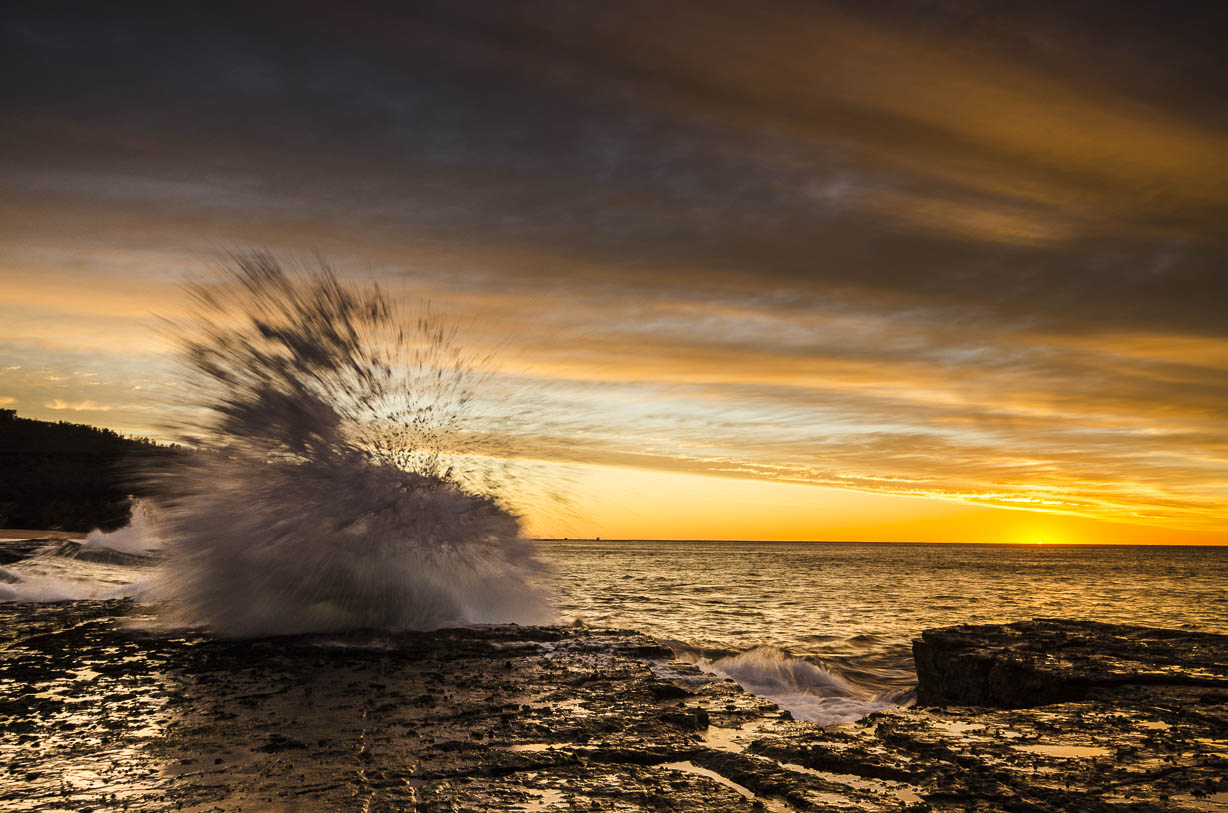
[
  {"x1": 670, "y1": 643, "x2": 913, "y2": 725},
  {"x1": 0, "y1": 539, "x2": 152, "y2": 603},
  {"x1": 81, "y1": 500, "x2": 164, "y2": 557}
]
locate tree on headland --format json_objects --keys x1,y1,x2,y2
[{"x1": 0, "y1": 409, "x2": 180, "y2": 532}]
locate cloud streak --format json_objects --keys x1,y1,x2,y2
[{"x1": 44, "y1": 399, "x2": 111, "y2": 412}]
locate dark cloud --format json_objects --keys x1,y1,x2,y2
[{"x1": 6, "y1": 2, "x2": 1228, "y2": 330}]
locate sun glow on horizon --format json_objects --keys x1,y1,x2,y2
[{"x1": 510, "y1": 460, "x2": 1227, "y2": 546}]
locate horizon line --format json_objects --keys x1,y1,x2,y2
[{"x1": 532, "y1": 538, "x2": 1227, "y2": 548}]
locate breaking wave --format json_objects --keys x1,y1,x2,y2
[
  {"x1": 0, "y1": 539, "x2": 152, "y2": 604},
  {"x1": 82, "y1": 499, "x2": 164, "y2": 557},
  {"x1": 0, "y1": 502, "x2": 161, "y2": 603},
  {"x1": 147, "y1": 255, "x2": 553, "y2": 636},
  {"x1": 671, "y1": 644, "x2": 913, "y2": 725}
]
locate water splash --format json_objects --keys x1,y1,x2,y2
[
  {"x1": 149, "y1": 255, "x2": 553, "y2": 636},
  {"x1": 670, "y1": 644, "x2": 913, "y2": 725},
  {"x1": 81, "y1": 499, "x2": 163, "y2": 557}
]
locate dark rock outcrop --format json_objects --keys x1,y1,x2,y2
[
  {"x1": 913, "y1": 618, "x2": 1228, "y2": 708},
  {"x1": 1, "y1": 604, "x2": 1225, "y2": 811}
]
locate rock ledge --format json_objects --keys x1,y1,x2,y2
[
  {"x1": 913, "y1": 618, "x2": 1228, "y2": 708},
  {"x1": 1, "y1": 603, "x2": 1225, "y2": 811}
]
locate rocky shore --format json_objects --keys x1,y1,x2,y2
[{"x1": 1, "y1": 600, "x2": 1225, "y2": 811}]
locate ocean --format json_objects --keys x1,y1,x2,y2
[
  {"x1": 3, "y1": 534, "x2": 1225, "y2": 725},
  {"x1": 544, "y1": 539, "x2": 1228, "y2": 722}
]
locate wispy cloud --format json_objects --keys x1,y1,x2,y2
[{"x1": 44, "y1": 399, "x2": 111, "y2": 412}]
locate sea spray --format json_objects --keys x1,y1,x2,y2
[
  {"x1": 149, "y1": 255, "x2": 553, "y2": 635},
  {"x1": 662, "y1": 642, "x2": 913, "y2": 725},
  {"x1": 81, "y1": 499, "x2": 163, "y2": 558}
]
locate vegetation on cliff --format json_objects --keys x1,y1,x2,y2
[{"x1": 0, "y1": 409, "x2": 178, "y2": 532}]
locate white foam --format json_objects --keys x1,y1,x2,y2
[
  {"x1": 81, "y1": 500, "x2": 163, "y2": 556},
  {"x1": 681, "y1": 645, "x2": 909, "y2": 725},
  {"x1": 0, "y1": 543, "x2": 150, "y2": 603}
]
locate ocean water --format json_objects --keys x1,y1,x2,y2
[
  {"x1": 4, "y1": 534, "x2": 1225, "y2": 725},
  {"x1": 543, "y1": 540, "x2": 1228, "y2": 722}
]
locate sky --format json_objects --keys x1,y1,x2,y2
[{"x1": 2, "y1": 1, "x2": 1226, "y2": 544}]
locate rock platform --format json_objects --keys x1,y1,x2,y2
[{"x1": 0, "y1": 602, "x2": 1225, "y2": 811}]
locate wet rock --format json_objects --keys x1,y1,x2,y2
[
  {"x1": 913, "y1": 618, "x2": 1228, "y2": 708},
  {"x1": 0, "y1": 605, "x2": 1224, "y2": 811},
  {"x1": 646, "y1": 680, "x2": 693, "y2": 700},
  {"x1": 744, "y1": 619, "x2": 1228, "y2": 811}
]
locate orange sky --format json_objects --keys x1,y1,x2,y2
[{"x1": 2, "y1": 3, "x2": 1226, "y2": 544}]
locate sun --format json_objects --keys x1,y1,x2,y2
[{"x1": 1004, "y1": 524, "x2": 1073, "y2": 545}]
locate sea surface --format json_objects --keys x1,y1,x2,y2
[
  {"x1": 4, "y1": 534, "x2": 1225, "y2": 724},
  {"x1": 542, "y1": 540, "x2": 1228, "y2": 722}
]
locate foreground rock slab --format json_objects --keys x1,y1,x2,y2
[
  {"x1": 748, "y1": 620, "x2": 1228, "y2": 812},
  {"x1": 0, "y1": 603, "x2": 1225, "y2": 811},
  {"x1": 913, "y1": 618, "x2": 1228, "y2": 708}
]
